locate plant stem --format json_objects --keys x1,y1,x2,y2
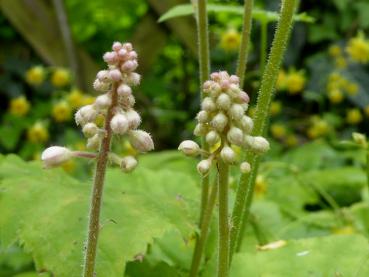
[
  {"x1": 196, "y1": 0, "x2": 210, "y2": 89},
  {"x1": 189, "y1": 177, "x2": 218, "y2": 277},
  {"x1": 236, "y1": 0, "x2": 254, "y2": 88},
  {"x1": 366, "y1": 149, "x2": 369, "y2": 191},
  {"x1": 229, "y1": 0, "x2": 296, "y2": 263},
  {"x1": 259, "y1": 19, "x2": 268, "y2": 74},
  {"x1": 217, "y1": 160, "x2": 229, "y2": 277},
  {"x1": 83, "y1": 84, "x2": 118, "y2": 277}
]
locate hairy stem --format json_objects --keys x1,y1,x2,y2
[
  {"x1": 236, "y1": 0, "x2": 254, "y2": 88},
  {"x1": 230, "y1": 0, "x2": 296, "y2": 262},
  {"x1": 366, "y1": 149, "x2": 369, "y2": 191},
  {"x1": 83, "y1": 84, "x2": 118, "y2": 277},
  {"x1": 217, "y1": 160, "x2": 229, "y2": 277},
  {"x1": 189, "y1": 178, "x2": 218, "y2": 277},
  {"x1": 259, "y1": 20, "x2": 268, "y2": 74}
]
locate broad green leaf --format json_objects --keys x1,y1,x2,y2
[
  {"x1": 0, "y1": 155, "x2": 198, "y2": 276},
  {"x1": 158, "y1": 4, "x2": 314, "y2": 24}
]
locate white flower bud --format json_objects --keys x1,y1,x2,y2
[
  {"x1": 82, "y1": 122, "x2": 98, "y2": 137},
  {"x1": 194, "y1": 123, "x2": 207, "y2": 136},
  {"x1": 197, "y1": 159, "x2": 212, "y2": 175},
  {"x1": 196, "y1": 111, "x2": 209, "y2": 123},
  {"x1": 238, "y1": 91, "x2": 250, "y2": 104},
  {"x1": 121, "y1": 156, "x2": 138, "y2": 173},
  {"x1": 219, "y1": 71, "x2": 229, "y2": 79},
  {"x1": 210, "y1": 83, "x2": 221, "y2": 98},
  {"x1": 118, "y1": 48, "x2": 128, "y2": 58},
  {"x1": 210, "y1": 72, "x2": 220, "y2": 81},
  {"x1": 211, "y1": 112, "x2": 228, "y2": 132},
  {"x1": 239, "y1": 116, "x2": 254, "y2": 133},
  {"x1": 216, "y1": 93, "x2": 231, "y2": 110},
  {"x1": 95, "y1": 94, "x2": 112, "y2": 110},
  {"x1": 121, "y1": 60, "x2": 138, "y2": 72},
  {"x1": 206, "y1": 130, "x2": 220, "y2": 146},
  {"x1": 128, "y1": 130, "x2": 154, "y2": 152},
  {"x1": 201, "y1": 97, "x2": 216, "y2": 112},
  {"x1": 220, "y1": 145, "x2": 236, "y2": 164},
  {"x1": 41, "y1": 146, "x2": 72, "y2": 168},
  {"x1": 117, "y1": 84, "x2": 132, "y2": 97},
  {"x1": 178, "y1": 140, "x2": 200, "y2": 156},
  {"x1": 229, "y1": 104, "x2": 244, "y2": 120},
  {"x1": 109, "y1": 69, "x2": 122, "y2": 81},
  {"x1": 96, "y1": 70, "x2": 110, "y2": 81},
  {"x1": 220, "y1": 79, "x2": 230, "y2": 90},
  {"x1": 112, "y1": 41, "x2": 122, "y2": 51},
  {"x1": 245, "y1": 136, "x2": 270, "y2": 154},
  {"x1": 227, "y1": 127, "x2": 244, "y2": 146},
  {"x1": 79, "y1": 105, "x2": 97, "y2": 122},
  {"x1": 111, "y1": 113, "x2": 129, "y2": 134},
  {"x1": 103, "y1": 51, "x2": 117, "y2": 64},
  {"x1": 125, "y1": 109, "x2": 141, "y2": 129},
  {"x1": 120, "y1": 94, "x2": 135, "y2": 108},
  {"x1": 203, "y1": 80, "x2": 213, "y2": 92},
  {"x1": 240, "y1": 162, "x2": 251, "y2": 173},
  {"x1": 87, "y1": 134, "x2": 101, "y2": 150},
  {"x1": 128, "y1": 51, "x2": 138, "y2": 60},
  {"x1": 123, "y1": 42, "x2": 133, "y2": 51},
  {"x1": 229, "y1": 83, "x2": 241, "y2": 94},
  {"x1": 75, "y1": 110, "x2": 85, "y2": 126},
  {"x1": 93, "y1": 79, "x2": 110, "y2": 92},
  {"x1": 127, "y1": 73, "x2": 141, "y2": 86},
  {"x1": 229, "y1": 75, "x2": 239, "y2": 84}
]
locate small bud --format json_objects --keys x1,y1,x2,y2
[
  {"x1": 203, "y1": 80, "x2": 213, "y2": 91},
  {"x1": 112, "y1": 41, "x2": 122, "y2": 51},
  {"x1": 125, "y1": 109, "x2": 141, "y2": 129},
  {"x1": 121, "y1": 60, "x2": 138, "y2": 72},
  {"x1": 210, "y1": 72, "x2": 220, "y2": 81},
  {"x1": 239, "y1": 116, "x2": 254, "y2": 133},
  {"x1": 75, "y1": 110, "x2": 85, "y2": 126},
  {"x1": 121, "y1": 156, "x2": 138, "y2": 173},
  {"x1": 117, "y1": 84, "x2": 132, "y2": 97},
  {"x1": 120, "y1": 94, "x2": 136, "y2": 108},
  {"x1": 229, "y1": 104, "x2": 244, "y2": 120},
  {"x1": 109, "y1": 69, "x2": 122, "y2": 81},
  {"x1": 82, "y1": 122, "x2": 98, "y2": 137},
  {"x1": 128, "y1": 51, "x2": 138, "y2": 60},
  {"x1": 127, "y1": 73, "x2": 141, "y2": 86},
  {"x1": 201, "y1": 97, "x2": 216, "y2": 112},
  {"x1": 240, "y1": 162, "x2": 251, "y2": 173},
  {"x1": 194, "y1": 123, "x2": 207, "y2": 136},
  {"x1": 220, "y1": 79, "x2": 230, "y2": 90},
  {"x1": 196, "y1": 111, "x2": 209, "y2": 123},
  {"x1": 178, "y1": 140, "x2": 200, "y2": 156},
  {"x1": 123, "y1": 42, "x2": 133, "y2": 51},
  {"x1": 103, "y1": 51, "x2": 117, "y2": 64},
  {"x1": 227, "y1": 127, "x2": 244, "y2": 146},
  {"x1": 238, "y1": 91, "x2": 250, "y2": 104},
  {"x1": 96, "y1": 70, "x2": 110, "y2": 81},
  {"x1": 41, "y1": 146, "x2": 72, "y2": 168},
  {"x1": 210, "y1": 83, "x2": 222, "y2": 98},
  {"x1": 111, "y1": 113, "x2": 129, "y2": 134},
  {"x1": 87, "y1": 134, "x2": 101, "y2": 150},
  {"x1": 229, "y1": 75, "x2": 239, "y2": 84},
  {"x1": 197, "y1": 159, "x2": 212, "y2": 175},
  {"x1": 229, "y1": 83, "x2": 241, "y2": 94},
  {"x1": 206, "y1": 130, "x2": 220, "y2": 146},
  {"x1": 219, "y1": 71, "x2": 229, "y2": 79},
  {"x1": 220, "y1": 145, "x2": 236, "y2": 164},
  {"x1": 93, "y1": 79, "x2": 110, "y2": 92},
  {"x1": 79, "y1": 105, "x2": 97, "y2": 122},
  {"x1": 118, "y1": 48, "x2": 128, "y2": 58},
  {"x1": 216, "y1": 93, "x2": 231, "y2": 110},
  {"x1": 95, "y1": 94, "x2": 112, "y2": 110},
  {"x1": 211, "y1": 112, "x2": 228, "y2": 132},
  {"x1": 128, "y1": 130, "x2": 154, "y2": 152},
  {"x1": 245, "y1": 136, "x2": 270, "y2": 154}
]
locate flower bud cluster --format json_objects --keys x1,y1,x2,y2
[
  {"x1": 178, "y1": 71, "x2": 269, "y2": 175},
  {"x1": 42, "y1": 42, "x2": 154, "y2": 171}
]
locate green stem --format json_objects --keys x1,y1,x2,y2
[
  {"x1": 259, "y1": 20, "x2": 268, "y2": 74},
  {"x1": 366, "y1": 149, "x2": 369, "y2": 191},
  {"x1": 217, "y1": 160, "x2": 229, "y2": 277},
  {"x1": 189, "y1": 177, "x2": 218, "y2": 277},
  {"x1": 230, "y1": 0, "x2": 296, "y2": 263},
  {"x1": 82, "y1": 84, "x2": 118, "y2": 277},
  {"x1": 236, "y1": 0, "x2": 254, "y2": 88}
]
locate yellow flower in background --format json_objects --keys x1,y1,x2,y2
[
  {"x1": 25, "y1": 66, "x2": 45, "y2": 85},
  {"x1": 345, "y1": 82, "x2": 359, "y2": 96},
  {"x1": 328, "y1": 72, "x2": 341, "y2": 83},
  {"x1": 67, "y1": 89, "x2": 85, "y2": 109},
  {"x1": 307, "y1": 117, "x2": 329, "y2": 139},
  {"x1": 255, "y1": 175, "x2": 267, "y2": 197},
  {"x1": 51, "y1": 68, "x2": 70, "y2": 87},
  {"x1": 81, "y1": 95, "x2": 96, "y2": 105},
  {"x1": 271, "y1": 123, "x2": 287, "y2": 139},
  {"x1": 328, "y1": 45, "x2": 341, "y2": 57},
  {"x1": 346, "y1": 108, "x2": 362, "y2": 125},
  {"x1": 52, "y1": 101, "x2": 72, "y2": 122},
  {"x1": 74, "y1": 141, "x2": 87, "y2": 151},
  {"x1": 328, "y1": 89, "x2": 344, "y2": 104},
  {"x1": 62, "y1": 159, "x2": 76, "y2": 173},
  {"x1": 9, "y1": 96, "x2": 30, "y2": 116},
  {"x1": 27, "y1": 122, "x2": 49, "y2": 143},
  {"x1": 335, "y1": 56, "x2": 347, "y2": 69},
  {"x1": 220, "y1": 29, "x2": 241, "y2": 52},
  {"x1": 346, "y1": 34, "x2": 369, "y2": 64},
  {"x1": 286, "y1": 134, "x2": 298, "y2": 147},
  {"x1": 276, "y1": 70, "x2": 287, "y2": 91},
  {"x1": 285, "y1": 71, "x2": 306, "y2": 94},
  {"x1": 270, "y1": 101, "x2": 282, "y2": 116},
  {"x1": 331, "y1": 225, "x2": 355, "y2": 235},
  {"x1": 365, "y1": 105, "x2": 369, "y2": 117}
]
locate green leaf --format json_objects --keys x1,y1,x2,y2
[
  {"x1": 0, "y1": 155, "x2": 198, "y2": 276},
  {"x1": 158, "y1": 4, "x2": 314, "y2": 24}
]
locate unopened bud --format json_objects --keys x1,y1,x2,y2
[
  {"x1": 229, "y1": 75, "x2": 239, "y2": 84},
  {"x1": 112, "y1": 41, "x2": 122, "y2": 51},
  {"x1": 227, "y1": 127, "x2": 244, "y2": 146},
  {"x1": 95, "y1": 94, "x2": 112, "y2": 110},
  {"x1": 211, "y1": 112, "x2": 228, "y2": 132},
  {"x1": 123, "y1": 42, "x2": 133, "y2": 51},
  {"x1": 103, "y1": 51, "x2": 117, "y2": 64},
  {"x1": 111, "y1": 113, "x2": 129, "y2": 134},
  {"x1": 128, "y1": 130, "x2": 154, "y2": 152},
  {"x1": 178, "y1": 140, "x2": 200, "y2": 156},
  {"x1": 121, "y1": 156, "x2": 138, "y2": 173},
  {"x1": 216, "y1": 93, "x2": 231, "y2": 110},
  {"x1": 201, "y1": 97, "x2": 216, "y2": 112},
  {"x1": 229, "y1": 104, "x2": 244, "y2": 120},
  {"x1": 194, "y1": 123, "x2": 207, "y2": 136},
  {"x1": 197, "y1": 111, "x2": 209, "y2": 123},
  {"x1": 197, "y1": 159, "x2": 212, "y2": 175},
  {"x1": 82, "y1": 122, "x2": 98, "y2": 137},
  {"x1": 121, "y1": 60, "x2": 138, "y2": 72},
  {"x1": 206, "y1": 130, "x2": 220, "y2": 146},
  {"x1": 238, "y1": 91, "x2": 250, "y2": 104},
  {"x1": 239, "y1": 116, "x2": 253, "y2": 133},
  {"x1": 127, "y1": 73, "x2": 141, "y2": 86},
  {"x1": 240, "y1": 162, "x2": 251, "y2": 173},
  {"x1": 220, "y1": 145, "x2": 236, "y2": 164},
  {"x1": 93, "y1": 79, "x2": 110, "y2": 92},
  {"x1": 109, "y1": 69, "x2": 122, "y2": 81},
  {"x1": 118, "y1": 48, "x2": 128, "y2": 58},
  {"x1": 79, "y1": 105, "x2": 97, "y2": 122},
  {"x1": 96, "y1": 70, "x2": 110, "y2": 81},
  {"x1": 245, "y1": 136, "x2": 270, "y2": 154},
  {"x1": 117, "y1": 84, "x2": 132, "y2": 97},
  {"x1": 41, "y1": 146, "x2": 72, "y2": 168},
  {"x1": 87, "y1": 134, "x2": 101, "y2": 150},
  {"x1": 125, "y1": 110, "x2": 141, "y2": 129},
  {"x1": 128, "y1": 51, "x2": 138, "y2": 60}
]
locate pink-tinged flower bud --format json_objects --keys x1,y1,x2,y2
[
  {"x1": 229, "y1": 75, "x2": 240, "y2": 84},
  {"x1": 219, "y1": 71, "x2": 229, "y2": 79},
  {"x1": 216, "y1": 93, "x2": 231, "y2": 110},
  {"x1": 112, "y1": 41, "x2": 122, "y2": 51},
  {"x1": 103, "y1": 51, "x2": 117, "y2": 64},
  {"x1": 220, "y1": 79, "x2": 230, "y2": 90},
  {"x1": 128, "y1": 51, "x2": 138, "y2": 60},
  {"x1": 178, "y1": 140, "x2": 200, "y2": 156},
  {"x1": 117, "y1": 84, "x2": 132, "y2": 96},
  {"x1": 111, "y1": 113, "x2": 129, "y2": 134},
  {"x1": 197, "y1": 111, "x2": 209, "y2": 123},
  {"x1": 203, "y1": 80, "x2": 213, "y2": 91},
  {"x1": 82, "y1": 122, "x2": 98, "y2": 137},
  {"x1": 41, "y1": 146, "x2": 72, "y2": 168},
  {"x1": 239, "y1": 116, "x2": 253, "y2": 133},
  {"x1": 229, "y1": 104, "x2": 244, "y2": 120},
  {"x1": 206, "y1": 130, "x2": 220, "y2": 146},
  {"x1": 123, "y1": 42, "x2": 133, "y2": 51},
  {"x1": 127, "y1": 73, "x2": 141, "y2": 86},
  {"x1": 210, "y1": 72, "x2": 220, "y2": 81},
  {"x1": 121, "y1": 60, "x2": 138, "y2": 72},
  {"x1": 229, "y1": 84, "x2": 241, "y2": 95},
  {"x1": 194, "y1": 123, "x2": 207, "y2": 136},
  {"x1": 227, "y1": 127, "x2": 244, "y2": 146},
  {"x1": 121, "y1": 156, "x2": 138, "y2": 173},
  {"x1": 210, "y1": 82, "x2": 222, "y2": 97},
  {"x1": 220, "y1": 145, "x2": 236, "y2": 164},
  {"x1": 96, "y1": 70, "x2": 110, "y2": 81},
  {"x1": 211, "y1": 112, "x2": 228, "y2": 132},
  {"x1": 197, "y1": 159, "x2": 212, "y2": 175},
  {"x1": 93, "y1": 79, "x2": 110, "y2": 92},
  {"x1": 201, "y1": 97, "x2": 216, "y2": 112},
  {"x1": 109, "y1": 69, "x2": 122, "y2": 81},
  {"x1": 125, "y1": 109, "x2": 141, "y2": 129},
  {"x1": 118, "y1": 48, "x2": 128, "y2": 58},
  {"x1": 87, "y1": 134, "x2": 101, "y2": 150},
  {"x1": 79, "y1": 105, "x2": 97, "y2": 122},
  {"x1": 240, "y1": 162, "x2": 251, "y2": 173},
  {"x1": 128, "y1": 130, "x2": 154, "y2": 152},
  {"x1": 238, "y1": 91, "x2": 250, "y2": 104},
  {"x1": 95, "y1": 94, "x2": 112, "y2": 110}
]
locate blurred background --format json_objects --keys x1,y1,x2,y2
[{"x1": 0, "y1": 0, "x2": 369, "y2": 168}]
